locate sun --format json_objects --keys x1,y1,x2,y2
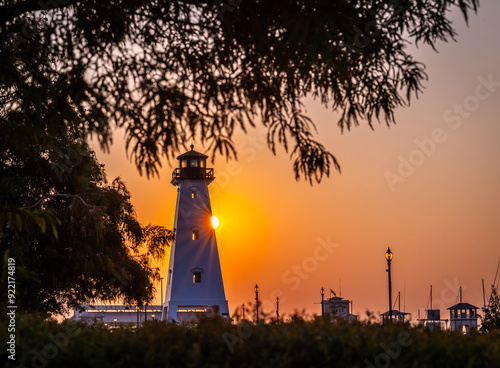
[{"x1": 211, "y1": 215, "x2": 220, "y2": 229}]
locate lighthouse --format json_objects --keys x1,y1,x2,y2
[{"x1": 162, "y1": 145, "x2": 229, "y2": 322}]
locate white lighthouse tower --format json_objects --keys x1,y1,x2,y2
[{"x1": 162, "y1": 145, "x2": 229, "y2": 323}]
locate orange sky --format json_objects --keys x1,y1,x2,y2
[{"x1": 93, "y1": 1, "x2": 500, "y2": 322}]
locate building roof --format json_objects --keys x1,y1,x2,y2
[
  {"x1": 176, "y1": 145, "x2": 209, "y2": 160},
  {"x1": 325, "y1": 296, "x2": 348, "y2": 302},
  {"x1": 447, "y1": 302, "x2": 479, "y2": 310},
  {"x1": 381, "y1": 310, "x2": 410, "y2": 316}
]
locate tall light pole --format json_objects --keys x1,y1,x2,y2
[
  {"x1": 242, "y1": 304, "x2": 245, "y2": 320},
  {"x1": 385, "y1": 247, "x2": 393, "y2": 322},
  {"x1": 276, "y1": 296, "x2": 280, "y2": 321},
  {"x1": 254, "y1": 284, "x2": 260, "y2": 323},
  {"x1": 321, "y1": 287, "x2": 325, "y2": 318}
]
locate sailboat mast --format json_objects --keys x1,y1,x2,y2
[
  {"x1": 482, "y1": 279, "x2": 486, "y2": 308},
  {"x1": 494, "y1": 260, "x2": 500, "y2": 287},
  {"x1": 404, "y1": 280, "x2": 406, "y2": 313}
]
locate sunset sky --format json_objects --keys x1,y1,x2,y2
[{"x1": 92, "y1": 0, "x2": 500, "y2": 322}]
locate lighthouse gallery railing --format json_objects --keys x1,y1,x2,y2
[{"x1": 172, "y1": 167, "x2": 214, "y2": 180}]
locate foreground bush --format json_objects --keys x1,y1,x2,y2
[{"x1": 2, "y1": 314, "x2": 500, "y2": 368}]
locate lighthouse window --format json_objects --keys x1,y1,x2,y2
[
  {"x1": 190, "y1": 159, "x2": 198, "y2": 167},
  {"x1": 191, "y1": 190, "x2": 197, "y2": 199},
  {"x1": 181, "y1": 160, "x2": 187, "y2": 168},
  {"x1": 192, "y1": 230, "x2": 199, "y2": 240},
  {"x1": 200, "y1": 160, "x2": 205, "y2": 168},
  {"x1": 193, "y1": 272, "x2": 202, "y2": 283}
]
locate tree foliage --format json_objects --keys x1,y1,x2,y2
[
  {"x1": 0, "y1": 131, "x2": 173, "y2": 315},
  {"x1": 0, "y1": 0, "x2": 479, "y2": 183},
  {"x1": 481, "y1": 286, "x2": 500, "y2": 334}
]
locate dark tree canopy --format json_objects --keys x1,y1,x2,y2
[
  {"x1": 481, "y1": 286, "x2": 500, "y2": 334},
  {"x1": 0, "y1": 131, "x2": 173, "y2": 315},
  {"x1": 0, "y1": 0, "x2": 479, "y2": 183}
]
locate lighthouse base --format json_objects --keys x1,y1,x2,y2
[{"x1": 163, "y1": 300, "x2": 229, "y2": 323}]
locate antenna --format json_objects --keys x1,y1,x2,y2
[
  {"x1": 460, "y1": 286, "x2": 462, "y2": 303},
  {"x1": 339, "y1": 279, "x2": 342, "y2": 298}
]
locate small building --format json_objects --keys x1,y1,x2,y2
[
  {"x1": 323, "y1": 296, "x2": 357, "y2": 322},
  {"x1": 447, "y1": 302, "x2": 479, "y2": 333},
  {"x1": 417, "y1": 309, "x2": 448, "y2": 331},
  {"x1": 381, "y1": 310, "x2": 410, "y2": 323},
  {"x1": 71, "y1": 304, "x2": 162, "y2": 328}
]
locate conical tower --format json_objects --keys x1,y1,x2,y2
[{"x1": 162, "y1": 145, "x2": 229, "y2": 322}]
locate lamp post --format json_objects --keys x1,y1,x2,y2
[
  {"x1": 254, "y1": 284, "x2": 260, "y2": 323},
  {"x1": 114, "y1": 318, "x2": 117, "y2": 328},
  {"x1": 276, "y1": 296, "x2": 280, "y2": 321},
  {"x1": 242, "y1": 304, "x2": 245, "y2": 320},
  {"x1": 321, "y1": 287, "x2": 325, "y2": 318},
  {"x1": 385, "y1": 247, "x2": 393, "y2": 322}
]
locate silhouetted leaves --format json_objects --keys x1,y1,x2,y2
[
  {"x1": 0, "y1": 0, "x2": 479, "y2": 183},
  {"x1": 3, "y1": 315, "x2": 500, "y2": 368},
  {"x1": 481, "y1": 286, "x2": 500, "y2": 334},
  {"x1": 0, "y1": 134, "x2": 172, "y2": 315}
]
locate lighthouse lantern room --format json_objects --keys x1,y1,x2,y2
[{"x1": 162, "y1": 145, "x2": 229, "y2": 322}]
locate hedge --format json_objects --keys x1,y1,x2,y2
[{"x1": 2, "y1": 314, "x2": 500, "y2": 368}]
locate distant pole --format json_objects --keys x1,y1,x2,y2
[
  {"x1": 145, "y1": 304, "x2": 147, "y2": 322},
  {"x1": 242, "y1": 304, "x2": 245, "y2": 320},
  {"x1": 460, "y1": 286, "x2": 462, "y2": 303},
  {"x1": 385, "y1": 248, "x2": 393, "y2": 322},
  {"x1": 276, "y1": 297, "x2": 280, "y2": 321},
  {"x1": 254, "y1": 284, "x2": 260, "y2": 323},
  {"x1": 321, "y1": 287, "x2": 325, "y2": 318}
]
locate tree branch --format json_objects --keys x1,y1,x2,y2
[
  {"x1": 0, "y1": 0, "x2": 79, "y2": 26},
  {"x1": 23, "y1": 193, "x2": 97, "y2": 210}
]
